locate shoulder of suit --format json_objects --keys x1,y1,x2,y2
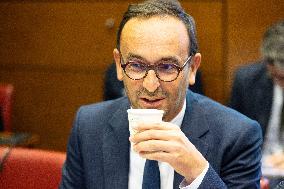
[
  {"x1": 237, "y1": 61, "x2": 266, "y2": 75},
  {"x1": 188, "y1": 92, "x2": 258, "y2": 129},
  {"x1": 77, "y1": 97, "x2": 129, "y2": 117},
  {"x1": 235, "y1": 61, "x2": 267, "y2": 82}
]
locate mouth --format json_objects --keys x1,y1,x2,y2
[{"x1": 139, "y1": 97, "x2": 165, "y2": 108}]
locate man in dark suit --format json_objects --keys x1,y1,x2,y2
[
  {"x1": 60, "y1": 0, "x2": 262, "y2": 188},
  {"x1": 229, "y1": 61, "x2": 273, "y2": 137},
  {"x1": 229, "y1": 21, "x2": 284, "y2": 139},
  {"x1": 229, "y1": 21, "x2": 284, "y2": 187}
]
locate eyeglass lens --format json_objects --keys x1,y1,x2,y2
[{"x1": 124, "y1": 61, "x2": 180, "y2": 81}]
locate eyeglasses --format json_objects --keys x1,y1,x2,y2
[{"x1": 120, "y1": 55, "x2": 193, "y2": 82}]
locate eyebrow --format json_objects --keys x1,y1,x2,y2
[
  {"x1": 126, "y1": 53, "x2": 180, "y2": 65},
  {"x1": 126, "y1": 53, "x2": 146, "y2": 61}
]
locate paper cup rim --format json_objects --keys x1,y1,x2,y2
[{"x1": 127, "y1": 109, "x2": 164, "y2": 115}]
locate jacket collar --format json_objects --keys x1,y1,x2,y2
[
  {"x1": 103, "y1": 97, "x2": 130, "y2": 189},
  {"x1": 254, "y1": 62, "x2": 273, "y2": 135},
  {"x1": 174, "y1": 91, "x2": 209, "y2": 188}
]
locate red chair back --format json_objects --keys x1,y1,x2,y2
[
  {"x1": 0, "y1": 147, "x2": 66, "y2": 189},
  {"x1": 260, "y1": 176, "x2": 270, "y2": 189},
  {"x1": 0, "y1": 84, "x2": 14, "y2": 131}
]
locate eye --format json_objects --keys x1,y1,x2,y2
[
  {"x1": 157, "y1": 63, "x2": 177, "y2": 73},
  {"x1": 127, "y1": 61, "x2": 146, "y2": 72}
]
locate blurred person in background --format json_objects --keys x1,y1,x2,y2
[{"x1": 229, "y1": 20, "x2": 284, "y2": 187}]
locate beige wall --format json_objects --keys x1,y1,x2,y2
[{"x1": 0, "y1": 0, "x2": 283, "y2": 151}]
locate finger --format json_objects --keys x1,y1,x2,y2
[
  {"x1": 139, "y1": 150, "x2": 173, "y2": 163},
  {"x1": 130, "y1": 129, "x2": 183, "y2": 143},
  {"x1": 133, "y1": 139, "x2": 180, "y2": 154},
  {"x1": 135, "y1": 121, "x2": 179, "y2": 132}
]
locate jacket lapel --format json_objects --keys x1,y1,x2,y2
[
  {"x1": 103, "y1": 99, "x2": 130, "y2": 189},
  {"x1": 255, "y1": 69, "x2": 273, "y2": 136},
  {"x1": 173, "y1": 92, "x2": 210, "y2": 188}
]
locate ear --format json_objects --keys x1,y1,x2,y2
[
  {"x1": 113, "y1": 48, "x2": 124, "y2": 81},
  {"x1": 188, "y1": 53, "x2": 201, "y2": 86}
]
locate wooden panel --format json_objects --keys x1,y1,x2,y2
[
  {"x1": 0, "y1": 1, "x2": 131, "y2": 151},
  {"x1": 203, "y1": 76, "x2": 225, "y2": 104},
  {"x1": 0, "y1": 1, "x2": 132, "y2": 70},
  {"x1": 225, "y1": 0, "x2": 284, "y2": 100},
  {"x1": 0, "y1": 0, "x2": 224, "y2": 150},
  {"x1": 0, "y1": 68, "x2": 103, "y2": 151},
  {"x1": 182, "y1": 1, "x2": 224, "y2": 102}
]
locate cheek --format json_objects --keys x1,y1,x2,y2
[
  {"x1": 175, "y1": 76, "x2": 189, "y2": 101},
  {"x1": 166, "y1": 77, "x2": 188, "y2": 102},
  {"x1": 123, "y1": 79, "x2": 141, "y2": 99}
]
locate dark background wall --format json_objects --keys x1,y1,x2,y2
[{"x1": 0, "y1": 0, "x2": 283, "y2": 151}]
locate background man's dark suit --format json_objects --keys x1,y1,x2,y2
[
  {"x1": 60, "y1": 91, "x2": 262, "y2": 189},
  {"x1": 229, "y1": 61, "x2": 273, "y2": 137}
]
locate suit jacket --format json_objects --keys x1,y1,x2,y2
[
  {"x1": 60, "y1": 91, "x2": 262, "y2": 189},
  {"x1": 229, "y1": 61, "x2": 273, "y2": 137}
]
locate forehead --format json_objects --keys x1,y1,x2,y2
[{"x1": 120, "y1": 15, "x2": 190, "y2": 61}]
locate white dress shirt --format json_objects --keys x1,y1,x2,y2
[
  {"x1": 263, "y1": 84, "x2": 284, "y2": 156},
  {"x1": 128, "y1": 100, "x2": 209, "y2": 189}
]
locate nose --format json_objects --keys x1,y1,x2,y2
[{"x1": 142, "y1": 70, "x2": 160, "y2": 93}]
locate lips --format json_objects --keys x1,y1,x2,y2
[{"x1": 139, "y1": 97, "x2": 165, "y2": 108}]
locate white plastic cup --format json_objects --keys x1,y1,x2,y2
[{"x1": 127, "y1": 109, "x2": 164, "y2": 136}]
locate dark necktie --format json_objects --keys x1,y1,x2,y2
[{"x1": 142, "y1": 160, "x2": 160, "y2": 189}]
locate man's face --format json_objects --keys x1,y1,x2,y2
[
  {"x1": 113, "y1": 16, "x2": 200, "y2": 121},
  {"x1": 267, "y1": 60, "x2": 284, "y2": 88}
]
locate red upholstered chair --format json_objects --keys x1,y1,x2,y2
[
  {"x1": 0, "y1": 84, "x2": 14, "y2": 131},
  {"x1": 0, "y1": 148, "x2": 269, "y2": 189},
  {"x1": 0, "y1": 147, "x2": 66, "y2": 189},
  {"x1": 260, "y1": 176, "x2": 270, "y2": 189}
]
